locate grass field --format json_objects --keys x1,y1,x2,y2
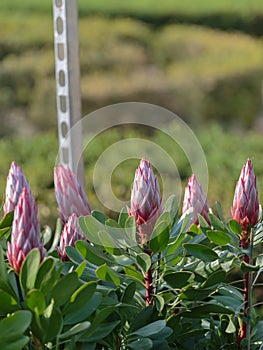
[{"x1": 1, "y1": 0, "x2": 263, "y2": 17}]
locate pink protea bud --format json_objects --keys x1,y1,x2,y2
[
  {"x1": 231, "y1": 159, "x2": 259, "y2": 230},
  {"x1": 57, "y1": 213, "x2": 85, "y2": 261},
  {"x1": 7, "y1": 187, "x2": 46, "y2": 274},
  {"x1": 4, "y1": 162, "x2": 32, "y2": 215},
  {"x1": 182, "y1": 174, "x2": 210, "y2": 226},
  {"x1": 54, "y1": 164, "x2": 91, "y2": 225},
  {"x1": 128, "y1": 158, "x2": 162, "y2": 241}
]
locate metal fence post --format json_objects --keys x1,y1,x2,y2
[{"x1": 53, "y1": 0, "x2": 84, "y2": 186}]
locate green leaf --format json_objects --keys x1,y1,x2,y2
[
  {"x1": 0, "y1": 289, "x2": 19, "y2": 314},
  {"x1": 79, "y1": 215, "x2": 105, "y2": 245},
  {"x1": 180, "y1": 304, "x2": 233, "y2": 318},
  {"x1": 166, "y1": 231, "x2": 185, "y2": 255},
  {"x1": 35, "y1": 257, "x2": 60, "y2": 294},
  {"x1": 98, "y1": 230, "x2": 124, "y2": 254},
  {"x1": 58, "y1": 321, "x2": 91, "y2": 339},
  {"x1": 124, "y1": 265, "x2": 144, "y2": 285},
  {"x1": 241, "y1": 262, "x2": 260, "y2": 273},
  {"x1": 80, "y1": 320, "x2": 120, "y2": 342},
  {"x1": 43, "y1": 301, "x2": 63, "y2": 342},
  {"x1": 19, "y1": 248, "x2": 41, "y2": 292},
  {"x1": 76, "y1": 260, "x2": 87, "y2": 278},
  {"x1": 164, "y1": 271, "x2": 194, "y2": 289},
  {"x1": 0, "y1": 246, "x2": 16, "y2": 299},
  {"x1": 118, "y1": 207, "x2": 129, "y2": 227},
  {"x1": 136, "y1": 253, "x2": 151, "y2": 273},
  {"x1": 48, "y1": 218, "x2": 62, "y2": 253},
  {"x1": 164, "y1": 195, "x2": 178, "y2": 223},
  {"x1": 64, "y1": 292, "x2": 102, "y2": 325},
  {"x1": 201, "y1": 269, "x2": 226, "y2": 288},
  {"x1": 206, "y1": 230, "x2": 231, "y2": 245},
  {"x1": 0, "y1": 310, "x2": 31, "y2": 349},
  {"x1": 130, "y1": 306, "x2": 155, "y2": 332},
  {"x1": 121, "y1": 282, "x2": 136, "y2": 303},
  {"x1": 91, "y1": 210, "x2": 108, "y2": 224},
  {"x1": 128, "y1": 338, "x2": 153, "y2": 350},
  {"x1": 150, "y1": 221, "x2": 170, "y2": 253},
  {"x1": 96, "y1": 264, "x2": 120, "y2": 286},
  {"x1": 76, "y1": 240, "x2": 114, "y2": 266},
  {"x1": 64, "y1": 281, "x2": 97, "y2": 315},
  {"x1": 132, "y1": 320, "x2": 166, "y2": 337},
  {"x1": 226, "y1": 317, "x2": 236, "y2": 334},
  {"x1": 125, "y1": 215, "x2": 137, "y2": 246},
  {"x1": 229, "y1": 219, "x2": 242, "y2": 235},
  {"x1": 184, "y1": 243, "x2": 218, "y2": 262},
  {"x1": 208, "y1": 213, "x2": 225, "y2": 231},
  {"x1": 51, "y1": 272, "x2": 79, "y2": 306},
  {"x1": 181, "y1": 288, "x2": 213, "y2": 301},
  {"x1": 65, "y1": 246, "x2": 85, "y2": 264},
  {"x1": 154, "y1": 295, "x2": 165, "y2": 312},
  {"x1": 0, "y1": 211, "x2": 13, "y2": 230},
  {"x1": 26, "y1": 289, "x2": 46, "y2": 315},
  {"x1": 198, "y1": 214, "x2": 210, "y2": 228}
]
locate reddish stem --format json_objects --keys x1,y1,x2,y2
[
  {"x1": 237, "y1": 230, "x2": 250, "y2": 348},
  {"x1": 144, "y1": 265, "x2": 153, "y2": 306}
]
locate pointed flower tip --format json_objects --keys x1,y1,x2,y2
[
  {"x1": 129, "y1": 158, "x2": 162, "y2": 241},
  {"x1": 232, "y1": 159, "x2": 259, "y2": 229},
  {"x1": 54, "y1": 163, "x2": 91, "y2": 224},
  {"x1": 183, "y1": 174, "x2": 210, "y2": 226}
]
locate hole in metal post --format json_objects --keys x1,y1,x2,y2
[
  {"x1": 59, "y1": 95, "x2": 67, "y2": 113},
  {"x1": 55, "y1": 0, "x2": 63, "y2": 7},
  {"x1": 62, "y1": 147, "x2": 69, "y2": 164},
  {"x1": 61, "y1": 122, "x2": 68, "y2": 137},
  {"x1": 58, "y1": 70, "x2": 65, "y2": 86},
  {"x1": 57, "y1": 43, "x2": 64, "y2": 60},
  {"x1": 56, "y1": 17, "x2": 64, "y2": 34}
]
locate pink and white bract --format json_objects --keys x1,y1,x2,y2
[
  {"x1": 231, "y1": 159, "x2": 259, "y2": 230},
  {"x1": 57, "y1": 213, "x2": 85, "y2": 262},
  {"x1": 4, "y1": 161, "x2": 32, "y2": 215},
  {"x1": 128, "y1": 158, "x2": 162, "y2": 241},
  {"x1": 182, "y1": 174, "x2": 210, "y2": 226},
  {"x1": 7, "y1": 187, "x2": 46, "y2": 274},
  {"x1": 54, "y1": 164, "x2": 91, "y2": 225}
]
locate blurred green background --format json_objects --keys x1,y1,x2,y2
[{"x1": 0, "y1": 0, "x2": 263, "y2": 229}]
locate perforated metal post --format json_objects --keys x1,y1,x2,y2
[{"x1": 53, "y1": 0, "x2": 84, "y2": 186}]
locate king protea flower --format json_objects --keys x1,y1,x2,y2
[
  {"x1": 57, "y1": 213, "x2": 85, "y2": 261},
  {"x1": 4, "y1": 162, "x2": 32, "y2": 215},
  {"x1": 54, "y1": 164, "x2": 91, "y2": 224},
  {"x1": 182, "y1": 174, "x2": 210, "y2": 226},
  {"x1": 231, "y1": 159, "x2": 259, "y2": 230},
  {"x1": 7, "y1": 187, "x2": 46, "y2": 274},
  {"x1": 128, "y1": 158, "x2": 162, "y2": 242}
]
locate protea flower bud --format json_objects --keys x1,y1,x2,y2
[
  {"x1": 57, "y1": 213, "x2": 85, "y2": 261},
  {"x1": 231, "y1": 159, "x2": 259, "y2": 230},
  {"x1": 4, "y1": 162, "x2": 32, "y2": 215},
  {"x1": 182, "y1": 174, "x2": 210, "y2": 226},
  {"x1": 54, "y1": 164, "x2": 91, "y2": 225},
  {"x1": 128, "y1": 158, "x2": 162, "y2": 242},
  {"x1": 7, "y1": 187, "x2": 46, "y2": 274}
]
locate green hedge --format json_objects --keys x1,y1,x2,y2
[
  {"x1": 1, "y1": 0, "x2": 263, "y2": 35},
  {"x1": 0, "y1": 17, "x2": 262, "y2": 135}
]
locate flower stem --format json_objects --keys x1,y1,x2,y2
[
  {"x1": 238, "y1": 229, "x2": 252, "y2": 349},
  {"x1": 143, "y1": 248, "x2": 153, "y2": 306}
]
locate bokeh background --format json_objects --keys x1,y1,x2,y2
[{"x1": 0, "y1": 0, "x2": 263, "y2": 229}]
